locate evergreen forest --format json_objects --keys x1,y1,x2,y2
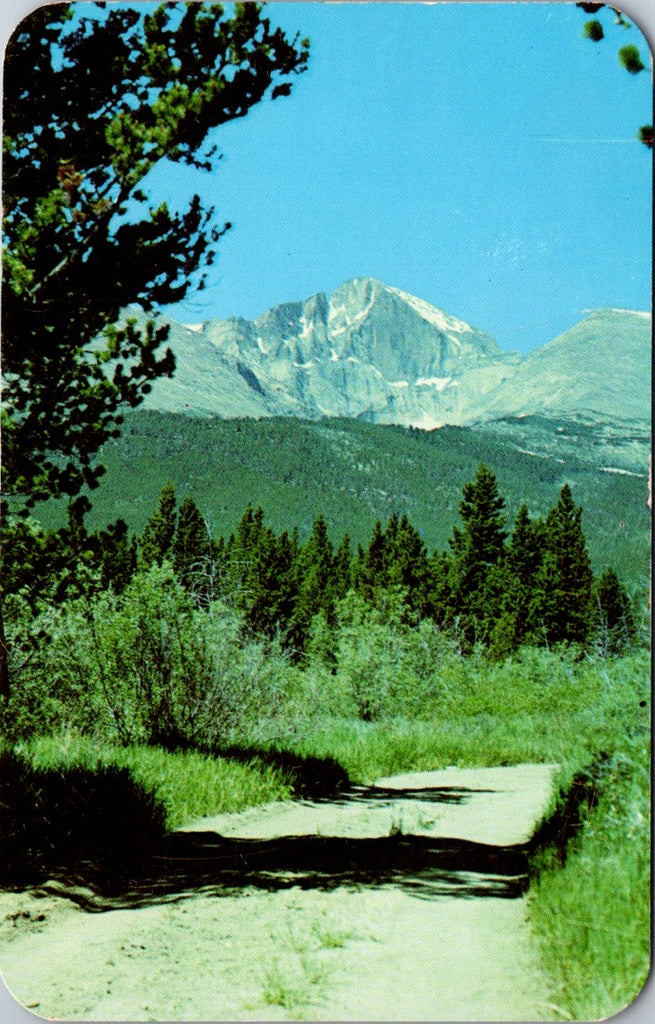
[{"x1": 2, "y1": 462, "x2": 642, "y2": 744}]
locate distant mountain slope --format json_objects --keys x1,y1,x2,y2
[
  {"x1": 139, "y1": 280, "x2": 651, "y2": 428},
  {"x1": 478, "y1": 309, "x2": 652, "y2": 424}
]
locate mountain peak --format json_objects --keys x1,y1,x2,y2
[
  {"x1": 146, "y1": 285, "x2": 649, "y2": 429},
  {"x1": 582, "y1": 307, "x2": 651, "y2": 321}
]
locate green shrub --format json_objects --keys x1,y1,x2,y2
[{"x1": 4, "y1": 564, "x2": 295, "y2": 747}]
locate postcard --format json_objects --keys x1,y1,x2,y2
[{"x1": 1, "y1": 2, "x2": 651, "y2": 1021}]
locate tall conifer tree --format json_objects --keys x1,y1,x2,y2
[
  {"x1": 173, "y1": 495, "x2": 213, "y2": 602},
  {"x1": 533, "y1": 484, "x2": 593, "y2": 645},
  {"x1": 140, "y1": 482, "x2": 176, "y2": 568},
  {"x1": 447, "y1": 464, "x2": 507, "y2": 644}
]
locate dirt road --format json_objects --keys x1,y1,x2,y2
[{"x1": 0, "y1": 764, "x2": 558, "y2": 1021}]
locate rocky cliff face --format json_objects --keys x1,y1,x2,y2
[{"x1": 139, "y1": 279, "x2": 651, "y2": 428}]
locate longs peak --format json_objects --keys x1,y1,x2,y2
[{"x1": 140, "y1": 280, "x2": 650, "y2": 428}]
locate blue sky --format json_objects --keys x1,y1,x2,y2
[
  {"x1": 146, "y1": 2, "x2": 652, "y2": 353},
  {"x1": 4, "y1": 1, "x2": 652, "y2": 353}
]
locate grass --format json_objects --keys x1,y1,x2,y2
[
  {"x1": 261, "y1": 918, "x2": 337, "y2": 1018},
  {"x1": 3, "y1": 647, "x2": 650, "y2": 1020},
  {"x1": 12, "y1": 732, "x2": 295, "y2": 830},
  {"x1": 528, "y1": 731, "x2": 650, "y2": 1020},
  {"x1": 261, "y1": 957, "x2": 327, "y2": 1018},
  {"x1": 279, "y1": 649, "x2": 650, "y2": 790}
]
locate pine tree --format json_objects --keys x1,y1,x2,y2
[
  {"x1": 426, "y1": 549, "x2": 454, "y2": 627},
  {"x1": 287, "y1": 515, "x2": 335, "y2": 657},
  {"x1": 533, "y1": 484, "x2": 593, "y2": 645},
  {"x1": 506, "y1": 504, "x2": 542, "y2": 588},
  {"x1": 447, "y1": 464, "x2": 507, "y2": 645},
  {"x1": 173, "y1": 495, "x2": 213, "y2": 603},
  {"x1": 332, "y1": 533, "x2": 353, "y2": 600},
  {"x1": 243, "y1": 528, "x2": 282, "y2": 637},
  {"x1": 593, "y1": 567, "x2": 636, "y2": 654},
  {"x1": 271, "y1": 529, "x2": 301, "y2": 634},
  {"x1": 382, "y1": 513, "x2": 400, "y2": 582},
  {"x1": 224, "y1": 505, "x2": 268, "y2": 612},
  {"x1": 352, "y1": 519, "x2": 386, "y2": 602},
  {"x1": 2, "y1": 3, "x2": 309, "y2": 512},
  {"x1": 486, "y1": 503, "x2": 544, "y2": 655},
  {"x1": 387, "y1": 514, "x2": 430, "y2": 616},
  {"x1": 140, "y1": 482, "x2": 176, "y2": 568},
  {"x1": 98, "y1": 519, "x2": 137, "y2": 595},
  {"x1": 0, "y1": 2, "x2": 309, "y2": 698}
]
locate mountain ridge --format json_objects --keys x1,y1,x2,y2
[{"x1": 139, "y1": 278, "x2": 651, "y2": 428}]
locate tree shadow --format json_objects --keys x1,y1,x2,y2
[
  {"x1": 1, "y1": 748, "x2": 530, "y2": 913},
  {"x1": 345, "y1": 784, "x2": 491, "y2": 805},
  {"x1": 0, "y1": 751, "x2": 166, "y2": 890},
  {"x1": 23, "y1": 828, "x2": 531, "y2": 912},
  {"x1": 0, "y1": 742, "x2": 351, "y2": 893},
  {"x1": 204, "y1": 742, "x2": 352, "y2": 799}
]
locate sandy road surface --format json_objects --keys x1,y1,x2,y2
[{"x1": 0, "y1": 764, "x2": 558, "y2": 1021}]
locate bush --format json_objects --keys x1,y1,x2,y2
[
  {"x1": 4, "y1": 564, "x2": 293, "y2": 747},
  {"x1": 334, "y1": 591, "x2": 455, "y2": 721}
]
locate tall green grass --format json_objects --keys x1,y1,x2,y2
[
  {"x1": 16, "y1": 733, "x2": 294, "y2": 829},
  {"x1": 528, "y1": 729, "x2": 650, "y2": 1020},
  {"x1": 267, "y1": 648, "x2": 650, "y2": 789}
]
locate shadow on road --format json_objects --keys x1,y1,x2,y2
[
  {"x1": 1, "y1": 749, "x2": 539, "y2": 913},
  {"x1": 27, "y1": 829, "x2": 531, "y2": 911}
]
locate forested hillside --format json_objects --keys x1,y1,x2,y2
[{"x1": 35, "y1": 410, "x2": 651, "y2": 582}]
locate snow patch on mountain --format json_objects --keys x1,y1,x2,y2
[
  {"x1": 386, "y1": 285, "x2": 473, "y2": 337},
  {"x1": 145, "y1": 279, "x2": 650, "y2": 430},
  {"x1": 415, "y1": 377, "x2": 452, "y2": 391}
]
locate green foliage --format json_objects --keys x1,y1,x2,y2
[
  {"x1": 583, "y1": 19, "x2": 604, "y2": 41},
  {"x1": 19, "y1": 733, "x2": 294, "y2": 830},
  {"x1": 287, "y1": 515, "x2": 337, "y2": 658},
  {"x1": 97, "y1": 519, "x2": 137, "y2": 595},
  {"x1": 0, "y1": 3, "x2": 309, "y2": 701},
  {"x1": 173, "y1": 494, "x2": 215, "y2": 604},
  {"x1": 535, "y1": 483, "x2": 594, "y2": 645},
  {"x1": 352, "y1": 513, "x2": 431, "y2": 619},
  {"x1": 3, "y1": 564, "x2": 292, "y2": 748},
  {"x1": 2, "y1": 3, "x2": 308, "y2": 511},
  {"x1": 284, "y1": 648, "x2": 649, "y2": 780},
  {"x1": 445, "y1": 463, "x2": 507, "y2": 645},
  {"x1": 140, "y1": 481, "x2": 177, "y2": 568},
  {"x1": 592, "y1": 567, "x2": 636, "y2": 655},
  {"x1": 336, "y1": 591, "x2": 400, "y2": 721},
  {"x1": 529, "y1": 727, "x2": 650, "y2": 1019},
  {"x1": 618, "y1": 43, "x2": 646, "y2": 74}
]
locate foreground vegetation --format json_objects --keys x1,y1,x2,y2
[
  {"x1": 1, "y1": 466, "x2": 649, "y2": 1020},
  {"x1": 2, "y1": 640, "x2": 649, "y2": 1018},
  {"x1": 529, "y1": 723, "x2": 650, "y2": 1020}
]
